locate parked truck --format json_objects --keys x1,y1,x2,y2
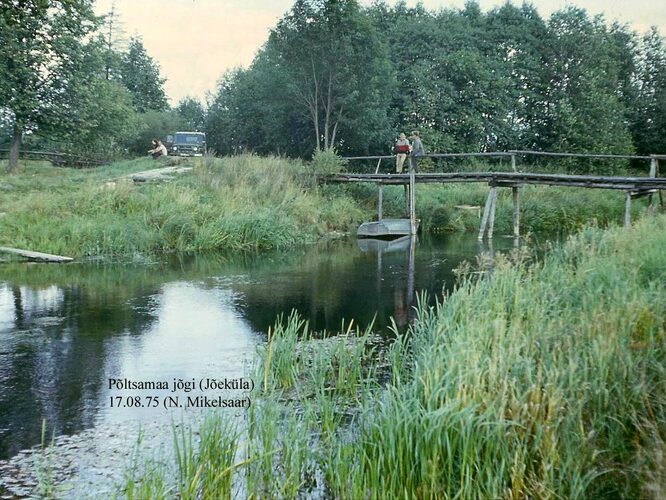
[{"x1": 165, "y1": 132, "x2": 206, "y2": 157}]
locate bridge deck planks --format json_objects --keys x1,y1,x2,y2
[{"x1": 324, "y1": 172, "x2": 666, "y2": 190}]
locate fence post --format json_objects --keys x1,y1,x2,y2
[
  {"x1": 625, "y1": 192, "x2": 631, "y2": 228},
  {"x1": 511, "y1": 154, "x2": 517, "y2": 172}
]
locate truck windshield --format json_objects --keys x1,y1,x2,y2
[{"x1": 174, "y1": 134, "x2": 204, "y2": 144}]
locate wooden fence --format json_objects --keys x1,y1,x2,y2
[{"x1": 0, "y1": 149, "x2": 107, "y2": 168}]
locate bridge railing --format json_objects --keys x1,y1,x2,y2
[{"x1": 343, "y1": 150, "x2": 660, "y2": 177}]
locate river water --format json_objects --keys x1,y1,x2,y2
[{"x1": 0, "y1": 233, "x2": 535, "y2": 496}]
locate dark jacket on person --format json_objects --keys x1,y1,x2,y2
[{"x1": 411, "y1": 138, "x2": 424, "y2": 156}]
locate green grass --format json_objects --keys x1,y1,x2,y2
[
  {"x1": 0, "y1": 155, "x2": 367, "y2": 259},
  {"x1": 341, "y1": 216, "x2": 666, "y2": 498},
  {"x1": 121, "y1": 214, "x2": 666, "y2": 498},
  {"x1": 0, "y1": 155, "x2": 655, "y2": 260},
  {"x1": 122, "y1": 416, "x2": 243, "y2": 499}
]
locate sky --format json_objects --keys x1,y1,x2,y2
[{"x1": 93, "y1": 0, "x2": 666, "y2": 105}]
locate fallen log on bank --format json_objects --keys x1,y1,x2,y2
[{"x1": 0, "y1": 246, "x2": 73, "y2": 263}]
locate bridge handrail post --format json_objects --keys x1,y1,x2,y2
[{"x1": 375, "y1": 158, "x2": 382, "y2": 174}]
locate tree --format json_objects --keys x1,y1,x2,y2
[
  {"x1": 128, "y1": 110, "x2": 188, "y2": 155},
  {"x1": 101, "y1": 0, "x2": 127, "y2": 82},
  {"x1": 206, "y1": 63, "x2": 302, "y2": 156},
  {"x1": 59, "y1": 39, "x2": 138, "y2": 158},
  {"x1": 205, "y1": 0, "x2": 394, "y2": 157},
  {"x1": 368, "y1": 3, "x2": 509, "y2": 152},
  {"x1": 632, "y1": 28, "x2": 666, "y2": 155},
  {"x1": 176, "y1": 97, "x2": 205, "y2": 131},
  {"x1": 483, "y1": 3, "x2": 552, "y2": 150},
  {"x1": 541, "y1": 8, "x2": 634, "y2": 165},
  {"x1": 267, "y1": 0, "x2": 394, "y2": 153},
  {"x1": 0, "y1": 0, "x2": 99, "y2": 172},
  {"x1": 120, "y1": 37, "x2": 168, "y2": 113},
  {"x1": 0, "y1": 108, "x2": 12, "y2": 147},
  {"x1": 64, "y1": 79, "x2": 137, "y2": 158},
  {"x1": 204, "y1": 0, "x2": 662, "y2": 162}
]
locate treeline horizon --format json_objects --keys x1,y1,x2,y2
[
  {"x1": 2, "y1": 0, "x2": 666, "y2": 172},
  {"x1": 205, "y1": 0, "x2": 666, "y2": 164}
]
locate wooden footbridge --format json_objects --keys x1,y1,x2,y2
[{"x1": 324, "y1": 150, "x2": 665, "y2": 239}]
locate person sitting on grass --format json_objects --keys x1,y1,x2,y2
[{"x1": 148, "y1": 139, "x2": 168, "y2": 159}]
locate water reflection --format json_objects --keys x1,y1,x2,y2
[
  {"x1": 358, "y1": 235, "x2": 417, "y2": 328},
  {"x1": 0, "y1": 233, "x2": 521, "y2": 460},
  {"x1": 100, "y1": 282, "x2": 258, "y2": 423}
]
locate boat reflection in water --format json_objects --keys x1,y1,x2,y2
[{"x1": 357, "y1": 234, "x2": 417, "y2": 329}]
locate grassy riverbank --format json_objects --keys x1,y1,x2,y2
[
  {"x1": 0, "y1": 156, "x2": 366, "y2": 259},
  {"x1": 123, "y1": 215, "x2": 666, "y2": 498},
  {"x1": 0, "y1": 155, "x2": 652, "y2": 259}
]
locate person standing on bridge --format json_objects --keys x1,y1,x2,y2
[
  {"x1": 409, "y1": 131, "x2": 424, "y2": 173},
  {"x1": 394, "y1": 132, "x2": 411, "y2": 173}
]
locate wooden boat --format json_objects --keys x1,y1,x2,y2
[{"x1": 356, "y1": 218, "x2": 419, "y2": 238}]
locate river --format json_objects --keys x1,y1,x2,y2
[{"x1": 0, "y1": 233, "x2": 540, "y2": 496}]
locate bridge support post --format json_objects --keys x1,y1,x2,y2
[
  {"x1": 648, "y1": 193, "x2": 654, "y2": 217},
  {"x1": 648, "y1": 156, "x2": 664, "y2": 213},
  {"x1": 655, "y1": 158, "x2": 665, "y2": 211},
  {"x1": 512, "y1": 186, "x2": 520, "y2": 237},
  {"x1": 625, "y1": 191, "x2": 632, "y2": 228},
  {"x1": 649, "y1": 157, "x2": 656, "y2": 216},
  {"x1": 409, "y1": 170, "x2": 416, "y2": 235},
  {"x1": 377, "y1": 185, "x2": 383, "y2": 221},
  {"x1": 488, "y1": 187, "x2": 498, "y2": 239},
  {"x1": 478, "y1": 186, "x2": 496, "y2": 240},
  {"x1": 404, "y1": 185, "x2": 409, "y2": 217}
]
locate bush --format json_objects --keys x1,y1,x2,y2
[{"x1": 309, "y1": 148, "x2": 348, "y2": 175}]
